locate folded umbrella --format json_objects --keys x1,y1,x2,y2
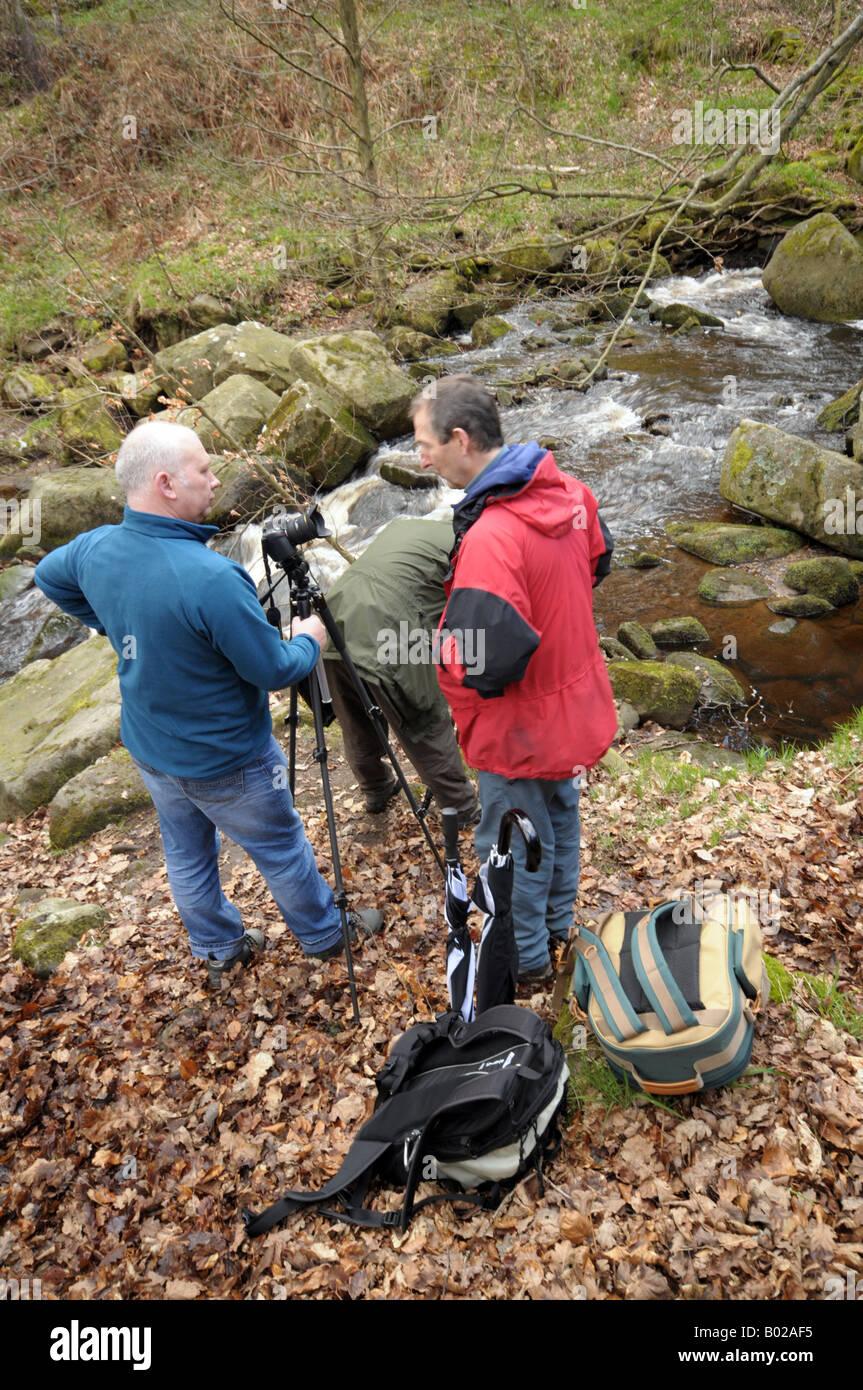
[
  {"x1": 441, "y1": 807, "x2": 476, "y2": 1022},
  {"x1": 474, "y1": 809, "x2": 542, "y2": 1014}
]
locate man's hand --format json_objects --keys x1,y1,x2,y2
[{"x1": 291, "y1": 614, "x2": 328, "y2": 652}]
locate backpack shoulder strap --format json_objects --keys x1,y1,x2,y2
[
  {"x1": 572, "y1": 925, "x2": 647, "y2": 1042},
  {"x1": 242, "y1": 1136, "x2": 392, "y2": 1237}
]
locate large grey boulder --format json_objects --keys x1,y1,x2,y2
[
  {"x1": 11, "y1": 897, "x2": 108, "y2": 977},
  {"x1": 606, "y1": 660, "x2": 700, "y2": 729},
  {"x1": 261, "y1": 379, "x2": 377, "y2": 488},
  {"x1": 79, "y1": 335, "x2": 128, "y2": 374},
  {"x1": 0, "y1": 586, "x2": 86, "y2": 683},
  {"x1": 205, "y1": 453, "x2": 283, "y2": 527},
  {"x1": 698, "y1": 569, "x2": 771, "y2": 604},
  {"x1": 1, "y1": 367, "x2": 59, "y2": 411},
  {"x1": 485, "y1": 235, "x2": 571, "y2": 281},
  {"x1": 0, "y1": 636, "x2": 121, "y2": 820},
  {"x1": 720, "y1": 420, "x2": 863, "y2": 559},
  {"x1": 783, "y1": 556, "x2": 859, "y2": 607},
  {"x1": 48, "y1": 747, "x2": 151, "y2": 849},
  {"x1": 287, "y1": 331, "x2": 414, "y2": 439},
  {"x1": 213, "y1": 321, "x2": 298, "y2": 394},
  {"x1": 183, "y1": 375, "x2": 279, "y2": 452},
  {"x1": 152, "y1": 323, "x2": 239, "y2": 405},
  {"x1": 394, "y1": 270, "x2": 468, "y2": 336},
  {"x1": 762, "y1": 212, "x2": 863, "y2": 322},
  {"x1": 19, "y1": 468, "x2": 124, "y2": 553}
]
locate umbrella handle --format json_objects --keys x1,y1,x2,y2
[
  {"x1": 496, "y1": 808, "x2": 542, "y2": 872},
  {"x1": 440, "y1": 806, "x2": 461, "y2": 866}
]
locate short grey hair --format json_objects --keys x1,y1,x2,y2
[
  {"x1": 410, "y1": 374, "x2": 504, "y2": 452},
  {"x1": 115, "y1": 421, "x2": 204, "y2": 495}
]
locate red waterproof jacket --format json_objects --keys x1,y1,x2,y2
[{"x1": 436, "y1": 443, "x2": 617, "y2": 780}]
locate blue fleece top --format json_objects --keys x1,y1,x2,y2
[{"x1": 34, "y1": 508, "x2": 320, "y2": 777}]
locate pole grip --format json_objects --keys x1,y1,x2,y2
[{"x1": 440, "y1": 807, "x2": 460, "y2": 866}]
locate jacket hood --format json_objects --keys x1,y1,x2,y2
[{"x1": 455, "y1": 443, "x2": 583, "y2": 540}]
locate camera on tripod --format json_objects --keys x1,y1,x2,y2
[{"x1": 261, "y1": 505, "x2": 331, "y2": 569}]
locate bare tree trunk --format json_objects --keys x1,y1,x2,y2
[
  {"x1": 2, "y1": 0, "x2": 51, "y2": 92},
  {"x1": 336, "y1": 0, "x2": 378, "y2": 195}
]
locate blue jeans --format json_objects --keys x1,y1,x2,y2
[
  {"x1": 131, "y1": 735, "x2": 341, "y2": 960},
  {"x1": 475, "y1": 772, "x2": 581, "y2": 973}
]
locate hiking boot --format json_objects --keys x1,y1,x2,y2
[
  {"x1": 306, "y1": 908, "x2": 384, "y2": 962},
  {"x1": 517, "y1": 960, "x2": 554, "y2": 986},
  {"x1": 206, "y1": 928, "x2": 265, "y2": 989},
  {"x1": 365, "y1": 780, "x2": 400, "y2": 814},
  {"x1": 457, "y1": 802, "x2": 481, "y2": 829}
]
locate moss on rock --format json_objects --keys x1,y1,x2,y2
[
  {"x1": 606, "y1": 660, "x2": 700, "y2": 729},
  {"x1": 664, "y1": 652, "x2": 746, "y2": 708},
  {"x1": 783, "y1": 556, "x2": 859, "y2": 607},
  {"x1": 12, "y1": 897, "x2": 108, "y2": 977},
  {"x1": 48, "y1": 748, "x2": 152, "y2": 849},
  {"x1": 767, "y1": 594, "x2": 834, "y2": 619},
  {"x1": 698, "y1": 569, "x2": 771, "y2": 603},
  {"x1": 650, "y1": 616, "x2": 710, "y2": 648},
  {"x1": 666, "y1": 520, "x2": 800, "y2": 565},
  {"x1": 616, "y1": 621, "x2": 659, "y2": 660}
]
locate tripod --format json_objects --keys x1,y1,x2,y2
[{"x1": 260, "y1": 526, "x2": 446, "y2": 1024}]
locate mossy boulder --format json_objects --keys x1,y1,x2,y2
[
  {"x1": 212, "y1": 321, "x2": 298, "y2": 394},
  {"x1": 765, "y1": 27, "x2": 804, "y2": 62},
  {"x1": 451, "y1": 294, "x2": 490, "y2": 329},
  {"x1": 762, "y1": 213, "x2": 863, "y2": 322},
  {"x1": 655, "y1": 303, "x2": 724, "y2": 330},
  {"x1": 379, "y1": 456, "x2": 438, "y2": 489},
  {"x1": 383, "y1": 327, "x2": 458, "y2": 362},
  {"x1": 394, "y1": 270, "x2": 468, "y2": 337},
  {"x1": 666, "y1": 519, "x2": 801, "y2": 565},
  {"x1": 189, "y1": 294, "x2": 239, "y2": 330},
  {"x1": 1, "y1": 367, "x2": 58, "y2": 411},
  {"x1": 0, "y1": 636, "x2": 121, "y2": 820},
  {"x1": 650, "y1": 616, "x2": 710, "y2": 648},
  {"x1": 599, "y1": 635, "x2": 632, "y2": 661},
  {"x1": 205, "y1": 453, "x2": 283, "y2": 527},
  {"x1": 664, "y1": 652, "x2": 746, "y2": 708},
  {"x1": 79, "y1": 335, "x2": 128, "y2": 374},
  {"x1": 698, "y1": 569, "x2": 771, "y2": 604},
  {"x1": 471, "y1": 316, "x2": 514, "y2": 348},
  {"x1": 57, "y1": 388, "x2": 124, "y2": 462},
  {"x1": 287, "y1": 331, "x2": 414, "y2": 439},
  {"x1": 261, "y1": 379, "x2": 377, "y2": 489},
  {"x1": 153, "y1": 323, "x2": 239, "y2": 405},
  {"x1": 767, "y1": 594, "x2": 834, "y2": 619},
  {"x1": 23, "y1": 467, "x2": 124, "y2": 551},
  {"x1": 183, "y1": 375, "x2": 279, "y2": 452},
  {"x1": 606, "y1": 660, "x2": 700, "y2": 729},
  {"x1": 486, "y1": 235, "x2": 571, "y2": 281},
  {"x1": 848, "y1": 136, "x2": 863, "y2": 185},
  {"x1": 783, "y1": 556, "x2": 859, "y2": 607},
  {"x1": 616, "y1": 621, "x2": 659, "y2": 660},
  {"x1": 618, "y1": 549, "x2": 665, "y2": 569},
  {"x1": 12, "y1": 897, "x2": 108, "y2": 977},
  {"x1": 817, "y1": 378, "x2": 863, "y2": 432},
  {"x1": 48, "y1": 747, "x2": 151, "y2": 849},
  {"x1": 720, "y1": 420, "x2": 863, "y2": 558}
]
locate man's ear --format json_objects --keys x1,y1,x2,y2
[
  {"x1": 155, "y1": 469, "x2": 178, "y2": 499},
  {"x1": 451, "y1": 427, "x2": 471, "y2": 453}
]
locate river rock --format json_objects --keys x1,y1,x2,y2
[
  {"x1": 379, "y1": 456, "x2": 438, "y2": 489},
  {"x1": 599, "y1": 636, "x2": 632, "y2": 661},
  {"x1": 0, "y1": 636, "x2": 121, "y2": 820},
  {"x1": 698, "y1": 569, "x2": 771, "y2": 603},
  {"x1": 48, "y1": 747, "x2": 151, "y2": 849},
  {"x1": 394, "y1": 270, "x2": 468, "y2": 337},
  {"x1": 1, "y1": 367, "x2": 58, "y2": 411},
  {"x1": 57, "y1": 388, "x2": 124, "y2": 462},
  {"x1": 618, "y1": 549, "x2": 665, "y2": 569},
  {"x1": 286, "y1": 331, "x2": 414, "y2": 438},
  {"x1": 383, "y1": 327, "x2": 458, "y2": 361},
  {"x1": 720, "y1": 420, "x2": 863, "y2": 558},
  {"x1": 451, "y1": 293, "x2": 490, "y2": 329},
  {"x1": 767, "y1": 617, "x2": 797, "y2": 634},
  {"x1": 212, "y1": 321, "x2": 298, "y2": 394},
  {"x1": 783, "y1": 556, "x2": 859, "y2": 607},
  {"x1": 0, "y1": 564, "x2": 34, "y2": 602},
  {"x1": 471, "y1": 316, "x2": 514, "y2": 348},
  {"x1": 654, "y1": 303, "x2": 724, "y2": 330},
  {"x1": 817, "y1": 378, "x2": 863, "y2": 432},
  {"x1": 18, "y1": 324, "x2": 67, "y2": 360},
  {"x1": 153, "y1": 323, "x2": 239, "y2": 405},
  {"x1": 261, "y1": 379, "x2": 376, "y2": 489},
  {"x1": 666, "y1": 519, "x2": 800, "y2": 564},
  {"x1": 617, "y1": 621, "x2": 659, "y2": 660},
  {"x1": 11, "y1": 896, "x2": 108, "y2": 977},
  {"x1": 650, "y1": 616, "x2": 710, "y2": 648},
  {"x1": 185, "y1": 375, "x2": 279, "y2": 452},
  {"x1": 767, "y1": 595, "x2": 834, "y2": 619},
  {"x1": 615, "y1": 700, "x2": 640, "y2": 733},
  {"x1": 0, "y1": 586, "x2": 85, "y2": 682},
  {"x1": 80, "y1": 334, "x2": 128, "y2": 374},
  {"x1": 23, "y1": 468, "x2": 124, "y2": 552},
  {"x1": 108, "y1": 367, "x2": 165, "y2": 418},
  {"x1": 606, "y1": 660, "x2": 700, "y2": 730},
  {"x1": 205, "y1": 453, "x2": 282, "y2": 527},
  {"x1": 485, "y1": 235, "x2": 571, "y2": 281},
  {"x1": 664, "y1": 652, "x2": 746, "y2": 708},
  {"x1": 848, "y1": 136, "x2": 863, "y2": 185},
  {"x1": 762, "y1": 212, "x2": 863, "y2": 322},
  {"x1": 189, "y1": 294, "x2": 239, "y2": 330}
]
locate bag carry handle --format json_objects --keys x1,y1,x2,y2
[
  {"x1": 571, "y1": 928, "x2": 646, "y2": 1043},
  {"x1": 630, "y1": 906, "x2": 700, "y2": 1036}
]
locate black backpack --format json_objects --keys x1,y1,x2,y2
[{"x1": 243, "y1": 1005, "x2": 569, "y2": 1236}]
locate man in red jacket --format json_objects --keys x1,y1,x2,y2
[{"x1": 412, "y1": 376, "x2": 617, "y2": 983}]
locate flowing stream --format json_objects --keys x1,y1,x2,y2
[{"x1": 227, "y1": 266, "x2": 863, "y2": 747}]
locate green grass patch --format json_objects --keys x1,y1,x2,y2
[{"x1": 764, "y1": 953, "x2": 862, "y2": 1040}]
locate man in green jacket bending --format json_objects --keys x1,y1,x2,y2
[{"x1": 323, "y1": 517, "x2": 479, "y2": 826}]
